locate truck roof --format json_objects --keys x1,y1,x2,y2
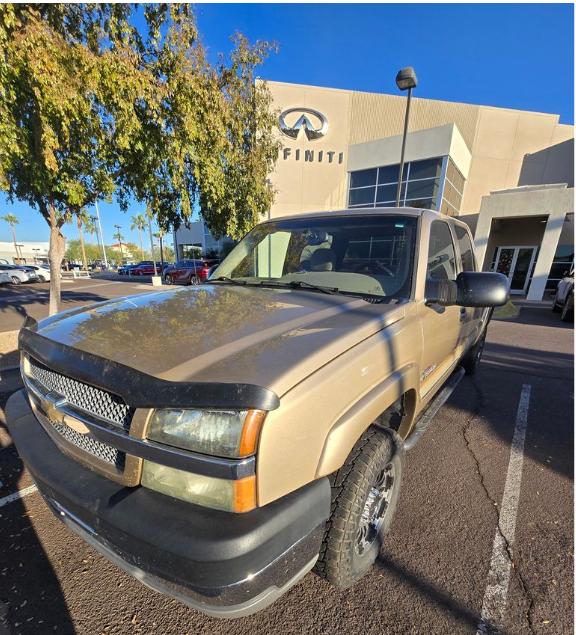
[{"x1": 268, "y1": 207, "x2": 471, "y2": 231}]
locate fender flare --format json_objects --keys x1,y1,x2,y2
[{"x1": 315, "y1": 363, "x2": 420, "y2": 478}]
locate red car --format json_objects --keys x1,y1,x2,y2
[
  {"x1": 131, "y1": 261, "x2": 164, "y2": 276},
  {"x1": 163, "y1": 259, "x2": 218, "y2": 285}
]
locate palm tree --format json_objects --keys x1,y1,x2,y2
[
  {"x1": 145, "y1": 206, "x2": 157, "y2": 274},
  {"x1": 75, "y1": 209, "x2": 90, "y2": 271},
  {"x1": 131, "y1": 214, "x2": 146, "y2": 260},
  {"x1": 1, "y1": 213, "x2": 21, "y2": 262}
]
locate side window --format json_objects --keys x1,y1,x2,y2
[
  {"x1": 426, "y1": 221, "x2": 457, "y2": 281},
  {"x1": 455, "y1": 226, "x2": 476, "y2": 272}
]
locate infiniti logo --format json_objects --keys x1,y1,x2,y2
[{"x1": 279, "y1": 108, "x2": 328, "y2": 140}]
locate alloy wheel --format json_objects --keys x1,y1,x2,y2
[{"x1": 355, "y1": 462, "x2": 396, "y2": 555}]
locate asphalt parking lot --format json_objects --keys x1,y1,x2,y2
[
  {"x1": 0, "y1": 289, "x2": 572, "y2": 634},
  {"x1": 0, "y1": 277, "x2": 161, "y2": 334}
]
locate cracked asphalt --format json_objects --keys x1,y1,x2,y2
[{"x1": 0, "y1": 305, "x2": 572, "y2": 635}]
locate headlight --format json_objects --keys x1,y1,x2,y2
[
  {"x1": 146, "y1": 408, "x2": 266, "y2": 458},
  {"x1": 141, "y1": 461, "x2": 256, "y2": 513}
]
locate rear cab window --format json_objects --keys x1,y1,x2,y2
[
  {"x1": 426, "y1": 221, "x2": 457, "y2": 282},
  {"x1": 454, "y1": 225, "x2": 476, "y2": 272}
]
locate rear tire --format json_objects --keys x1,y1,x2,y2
[
  {"x1": 461, "y1": 331, "x2": 486, "y2": 376},
  {"x1": 37, "y1": 275, "x2": 46, "y2": 282},
  {"x1": 561, "y1": 292, "x2": 573, "y2": 322},
  {"x1": 10, "y1": 276, "x2": 21, "y2": 285},
  {"x1": 552, "y1": 291, "x2": 562, "y2": 312},
  {"x1": 188, "y1": 275, "x2": 200, "y2": 286},
  {"x1": 315, "y1": 428, "x2": 403, "y2": 589}
]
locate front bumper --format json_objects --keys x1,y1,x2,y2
[{"x1": 6, "y1": 390, "x2": 331, "y2": 618}]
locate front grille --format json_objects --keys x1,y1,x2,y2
[
  {"x1": 36, "y1": 407, "x2": 126, "y2": 469},
  {"x1": 27, "y1": 357, "x2": 134, "y2": 431}
]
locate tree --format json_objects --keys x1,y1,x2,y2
[
  {"x1": 0, "y1": 5, "x2": 153, "y2": 314},
  {"x1": 65, "y1": 239, "x2": 100, "y2": 264},
  {"x1": 75, "y1": 209, "x2": 92, "y2": 270},
  {"x1": 113, "y1": 7, "x2": 279, "y2": 241},
  {"x1": 1, "y1": 213, "x2": 20, "y2": 262},
  {"x1": 131, "y1": 214, "x2": 146, "y2": 260},
  {"x1": 1, "y1": 5, "x2": 279, "y2": 314},
  {"x1": 113, "y1": 226, "x2": 125, "y2": 262}
]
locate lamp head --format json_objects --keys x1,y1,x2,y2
[{"x1": 396, "y1": 67, "x2": 418, "y2": 91}]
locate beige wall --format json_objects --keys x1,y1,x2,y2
[
  {"x1": 268, "y1": 83, "x2": 352, "y2": 216},
  {"x1": 267, "y1": 81, "x2": 574, "y2": 218},
  {"x1": 462, "y1": 108, "x2": 573, "y2": 214}
]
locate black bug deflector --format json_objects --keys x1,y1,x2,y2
[{"x1": 19, "y1": 319, "x2": 280, "y2": 412}]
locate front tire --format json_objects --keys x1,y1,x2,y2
[
  {"x1": 164, "y1": 275, "x2": 174, "y2": 285},
  {"x1": 10, "y1": 276, "x2": 21, "y2": 285},
  {"x1": 315, "y1": 428, "x2": 403, "y2": 589},
  {"x1": 37, "y1": 275, "x2": 46, "y2": 282}
]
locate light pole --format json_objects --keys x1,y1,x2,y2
[
  {"x1": 395, "y1": 67, "x2": 418, "y2": 207},
  {"x1": 32, "y1": 248, "x2": 40, "y2": 264}
]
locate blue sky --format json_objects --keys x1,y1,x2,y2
[{"x1": 2, "y1": 2, "x2": 573, "y2": 245}]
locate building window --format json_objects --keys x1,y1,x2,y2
[
  {"x1": 440, "y1": 158, "x2": 465, "y2": 217},
  {"x1": 348, "y1": 156, "x2": 462, "y2": 214},
  {"x1": 547, "y1": 244, "x2": 574, "y2": 289}
]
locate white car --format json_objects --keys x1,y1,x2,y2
[
  {"x1": 23, "y1": 264, "x2": 52, "y2": 282},
  {"x1": 0, "y1": 265, "x2": 35, "y2": 285},
  {"x1": 0, "y1": 272, "x2": 11, "y2": 285},
  {"x1": 552, "y1": 266, "x2": 574, "y2": 322}
]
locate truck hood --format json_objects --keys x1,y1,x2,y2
[{"x1": 36, "y1": 284, "x2": 404, "y2": 396}]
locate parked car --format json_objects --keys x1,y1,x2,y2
[
  {"x1": 0, "y1": 264, "x2": 37, "y2": 285},
  {"x1": 117, "y1": 263, "x2": 135, "y2": 275},
  {"x1": 7, "y1": 208, "x2": 507, "y2": 619},
  {"x1": 552, "y1": 266, "x2": 574, "y2": 322},
  {"x1": 0, "y1": 272, "x2": 11, "y2": 285},
  {"x1": 21, "y1": 264, "x2": 53, "y2": 282},
  {"x1": 131, "y1": 261, "x2": 166, "y2": 277},
  {"x1": 163, "y1": 258, "x2": 219, "y2": 285}
]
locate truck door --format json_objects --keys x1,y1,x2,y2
[
  {"x1": 419, "y1": 220, "x2": 463, "y2": 397},
  {"x1": 454, "y1": 225, "x2": 485, "y2": 349}
]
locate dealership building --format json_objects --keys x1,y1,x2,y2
[{"x1": 175, "y1": 80, "x2": 574, "y2": 301}]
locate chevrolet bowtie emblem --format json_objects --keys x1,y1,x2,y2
[{"x1": 43, "y1": 398, "x2": 90, "y2": 435}]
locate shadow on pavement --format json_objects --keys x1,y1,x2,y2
[
  {"x1": 374, "y1": 553, "x2": 506, "y2": 634},
  {"x1": 0, "y1": 389, "x2": 76, "y2": 634},
  {"x1": 482, "y1": 341, "x2": 573, "y2": 380}
]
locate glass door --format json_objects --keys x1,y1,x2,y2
[
  {"x1": 510, "y1": 248, "x2": 537, "y2": 294},
  {"x1": 493, "y1": 246, "x2": 538, "y2": 295}
]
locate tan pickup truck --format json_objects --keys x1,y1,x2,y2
[{"x1": 6, "y1": 207, "x2": 507, "y2": 618}]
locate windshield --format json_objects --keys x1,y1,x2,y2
[{"x1": 210, "y1": 215, "x2": 418, "y2": 299}]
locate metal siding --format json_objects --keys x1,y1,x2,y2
[{"x1": 349, "y1": 92, "x2": 480, "y2": 151}]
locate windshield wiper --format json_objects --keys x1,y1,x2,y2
[
  {"x1": 256, "y1": 279, "x2": 340, "y2": 295},
  {"x1": 208, "y1": 276, "x2": 247, "y2": 286}
]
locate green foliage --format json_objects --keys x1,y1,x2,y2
[
  {"x1": 65, "y1": 239, "x2": 101, "y2": 263},
  {"x1": 0, "y1": 4, "x2": 279, "y2": 310},
  {"x1": 1, "y1": 213, "x2": 18, "y2": 227}
]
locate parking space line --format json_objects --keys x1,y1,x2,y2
[
  {"x1": 0, "y1": 484, "x2": 38, "y2": 508},
  {"x1": 476, "y1": 384, "x2": 531, "y2": 635}
]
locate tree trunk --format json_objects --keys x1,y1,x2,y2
[
  {"x1": 139, "y1": 229, "x2": 144, "y2": 260},
  {"x1": 77, "y1": 216, "x2": 88, "y2": 271},
  {"x1": 48, "y1": 204, "x2": 65, "y2": 316}
]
